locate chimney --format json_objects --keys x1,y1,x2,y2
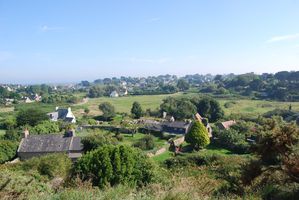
[
  {"x1": 163, "y1": 112, "x2": 167, "y2": 119},
  {"x1": 24, "y1": 129, "x2": 29, "y2": 138},
  {"x1": 66, "y1": 129, "x2": 75, "y2": 137}
]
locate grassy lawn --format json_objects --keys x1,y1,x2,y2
[
  {"x1": 152, "y1": 151, "x2": 173, "y2": 162},
  {"x1": 218, "y1": 99, "x2": 299, "y2": 116},
  {"x1": 73, "y1": 93, "x2": 181, "y2": 117},
  {"x1": 121, "y1": 132, "x2": 167, "y2": 148},
  {"x1": 72, "y1": 93, "x2": 299, "y2": 118}
]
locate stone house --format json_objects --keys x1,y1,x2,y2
[{"x1": 17, "y1": 129, "x2": 83, "y2": 161}]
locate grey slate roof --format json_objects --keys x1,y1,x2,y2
[
  {"x1": 162, "y1": 121, "x2": 191, "y2": 129},
  {"x1": 18, "y1": 135, "x2": 83, "y2": 153}
]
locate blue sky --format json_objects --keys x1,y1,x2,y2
[{"x1": 0, "y1": 0, "x2": 299, "y2": 83}]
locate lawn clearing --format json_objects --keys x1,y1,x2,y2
[
  {"x1": 73, "y1": 93, "x2": 181, "y2": 117},
  {"x1": 218, "y1": 99, "x2": 299, "y2": 116},
  {"x1": 152, "y1": 151, "x2": 173, "y2": 162}
]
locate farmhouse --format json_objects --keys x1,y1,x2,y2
[
  {"x1": 110, "y1": 91, "x2": 119, "y2": 98},
  {"x1": 17, "y1": 130, "x2": 83, "y2": 161},
  {"x1": 142, "y1": 120, "x2": 192, "y2": 134},
  {"x1": 48, "y1": 107, "x2": 76, "y2": 123},
  {"x1": 217, "y1": 120, "x2": 237, "y2": 130}
]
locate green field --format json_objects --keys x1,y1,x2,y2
[
  {"x1": 218, "y1": 99, "x2": 299, "y2": 116},
  {"x1": 72, "y1": 93, "x2": 299, "y2": 118},
  {"x1": 1, "y1": 93, "x2": 299, "y2": 119}
]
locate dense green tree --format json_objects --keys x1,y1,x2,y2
[
  {"x1": 88, "y1": 86, "x2": 105, "y2": 98},
  {"x1": 4, "y1": 129, "x2": 21, "y2": 141},
  {"x1": 131, "y1": 101, "x2": 143, "y2": 119},
  {"x1": 194, "y1": 97, "x2": 224, "y2": 122},
  {"x1": 30, "y1": 120, "x2": 60, "y2": 134},
  {"x1": 99, "y1": 102, "x2": 116, "y2": 120},
  {"x1": 81, "y1": 132, "x2": 118, "y2": 152},
  {"x1": 177, "y1": 79, "x2": 190, "y2": 91},
  {"x1": 16, "y1": 108, "x2": 48, "y2": 127},
  {"x1": 0, "y1": 140, "x2": 18, "y2": 163},
  {"x1": 176, "y1": 100, "x2": 197, "y2": 120},
  {"x1": 185, "y1": 121, "x2": 210, "y2": 150}
]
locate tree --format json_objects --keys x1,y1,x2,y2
[
  {"x1": 185, "y1": 121, "x2": 210, "y2": 150},
  {"x1": 4, "y1": 129, "x2": 21, "y2": 141},
  {"x1": 176, "y1": 100, "x2": 197, "y2": 120},
  {"x1": 16, "y1": 108, "x2": 48, "y2": 127},
  {"x1": 30, "y1": 120, "x2": 60, "y2": 135},
  {"x1": 177, "y1": 79, "x2": 190, "y2": 91},
  {"x1": 131, "y1": 101, "x2": 143, "y2": 119},
  {"x1": 194, "y1": 97, "x2": 224, "y2": 122},
  {"x1": 0, "y1": 140, "x2": 18, "y2": 163},
  {"x1": 99, "y1": 102, "x2": 116, "y2": 120}
]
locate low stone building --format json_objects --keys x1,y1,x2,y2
[
  {"x1": 17, "y1": 130, "x2": 83, "y2": 161},
  {"x1": 216, "y1": 120, "x2": 237, "y2": 130}
]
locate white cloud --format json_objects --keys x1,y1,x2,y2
[
  {"x1": 267, "y1": 33, "x2": 299, "y2": 43},
  {"x1": 40, "y1": 25, "x2": 64, "y2": 32}
]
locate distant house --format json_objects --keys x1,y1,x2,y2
[
  {"x1": 217, "y1": 120, "x2": 237, "y2": 130},
  {"x1": 17, "y1": 129, "x2": 83, "y2": 161},
  {"x1": 32, "y1": 93, "x2": 42, "y2": 102},
  {"x1": 110, "y1": 91, "x2": 119, "y2": 98},
  {"x1": 24, "y1": 97, "x2": 33, "y2": 103},
  {"x1": 48, "y1": 107, "x2": 76, "y2": 123},
  {"x1": 119, "y1": 89, "x2": 128, "y2": 96}
]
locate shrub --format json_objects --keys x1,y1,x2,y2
[
  {"x1": 74, "y1": 145, "x2": 157, "y2": 188},
  {"x1": 22, "y1": 153, "x2": 72, "y2": 179},
  {"x1": 133, "y1": 135, "x2": 155, "y2": 150},
  {"x1": 185, "y1": 121, "x2": 210, "y2": 150},
  {"x1": 16, "y1": 108, "x2": 48, "y2": 127},
  {"x1": 212, "y1": 129, "x2": 250, "y2": 154},
  {"x1": 131, "y1": 101, "x2": 143, "y2": 119},
  {"x1": 0, "y1": 140, "x2": 18, "y2": 163},
  {"x1": 30, "y1": 120, "x2": 60, "y2": 134},
  {"x1": 4, "y1": 129, "x2": 21, "y2": 141},
  {"x1": 81, "y1": 132, "x2": 118, "y2": 152},
  {"x1": 99, "y1": 102, "x2": 116, "y2": 121}
]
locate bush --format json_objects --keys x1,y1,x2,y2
[
  {"x1": 164, "y1": 153, "x2": 221, "y2": 168},
  {"x1": 212, "y1": 129, "x2": 250, "y2": 154},
  {"x1": 133, "y1": 135, "x2": 155, "y2": 150},
  {"x1": 185, "y1": 121, "x2": 210, "y2": 150},
  {"x1": 30, "y1": 120, "x2": 60, "y2": 134},
  {"x1": 0, "y1": 140, "x2": 18, "y2": 163},
  {"x1": 4, "y1": 129, "x2": 21, "y2": 141},
  {"x1": 99, "y1": 102, "x2": 116, "y2": 121},
  {"x1": 74, "y1": 145, "x2": 157, "y2": 188},
  {"x1": 16, "y1": 108, "x2": 48, "y2": 127},
  {"x1": 81, "y1": 131, "x2": 118, "y2": 152},
  {"x1": 22, "y1": 153, "x2": 72, "y2": 179}
]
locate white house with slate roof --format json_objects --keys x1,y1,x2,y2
[
  {"x1": 48, "y1": 107, "x2": 76, "y2": 123},
  {"x1": 17, "y1": 129, "x2": 83, "y2": 161}
]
